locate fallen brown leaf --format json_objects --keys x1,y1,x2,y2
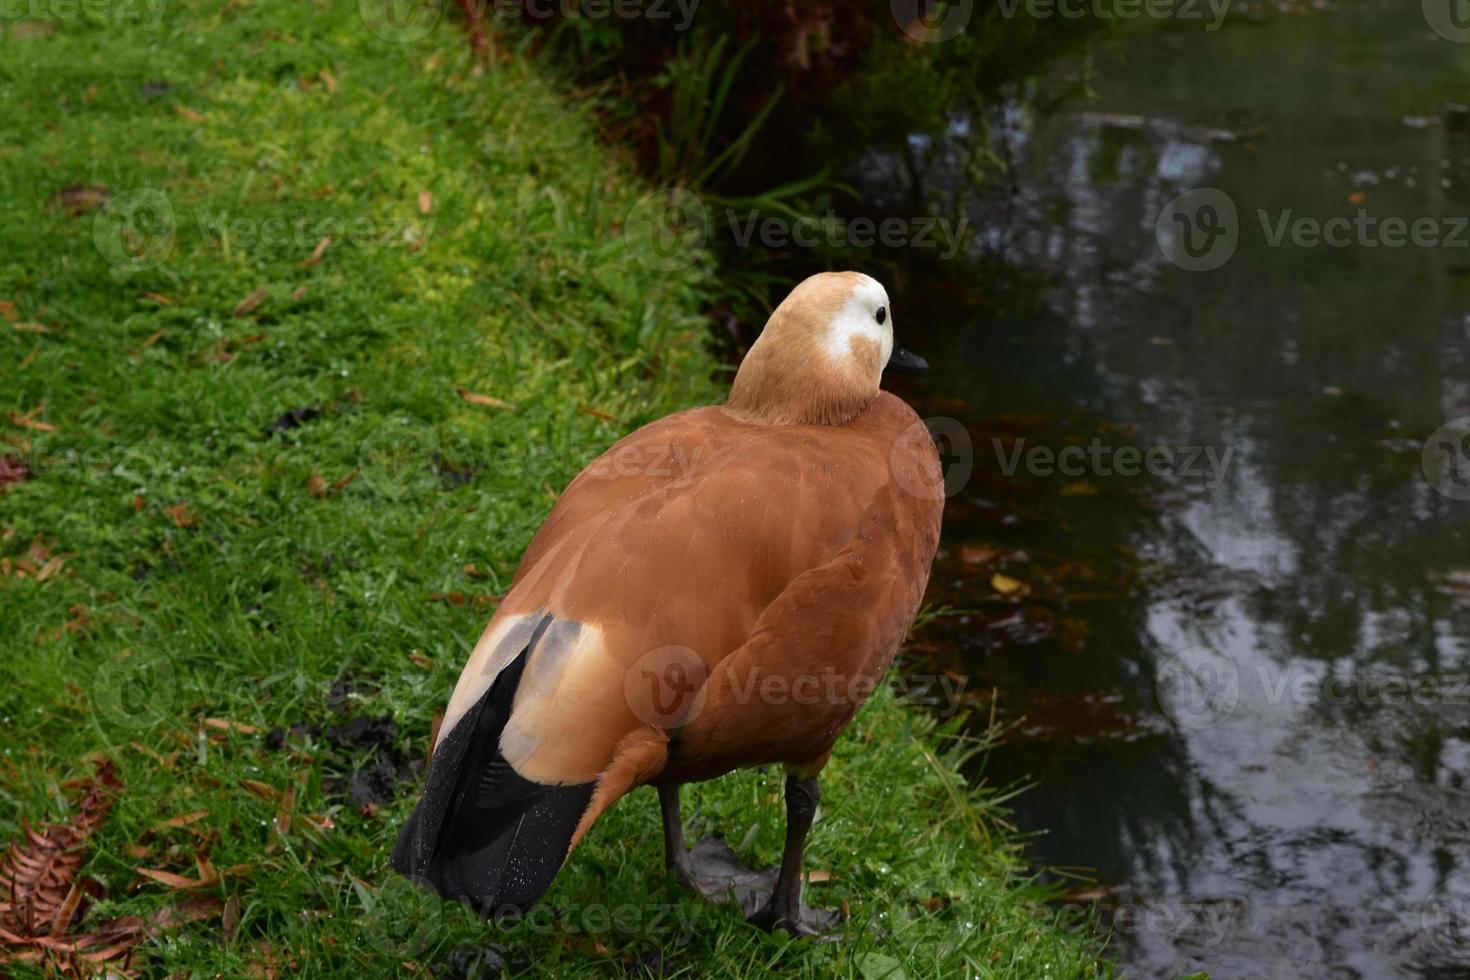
[
  {"x1": 7, "y1": 403, "x2": 56, "y2": 432},
  {"x1": 302, "y1": 814, "x2": 335, "y2": 833},
  {"x1": 151, "y1": 893, "x2": 224, "y2": 930},
  {"x1": 136, "y1": 867, "x2": 215, "y2": 890},
  {"x1": 318, "y1": 67, "x2": 338, "y2": 93},
  {"x1": 51, "y1": 185, "x2": 109, "y2": 215},
  {"x1": 232, "y1": 287, "x2": 268, "y2": 318},
  {"x1": 0, "y1": 454, "x2": 29, "y2": 486},
  {"x1": 222, "y1": 893, "x2": 241, "y2": 944},
  {"x1": 12, "y1": 321, "x2": 48, "y2": 334},
  {"x1": 307, "y1": 475, "x2": 328, "y2": 499},
  {"x1": 165, "y1": 503, "x2": 196, "y2": 529},
  {"x1": 203, "y1": 337, "x2": 234, "y2": 363},
  {"x1": 34, "y1": 554, "x2": 65, "y2": 582},
  {"x1": 0, "y1": 300, "x2": 16, "y2": 322},
  {"x1": 0, "y1": 760, "x2": 123, "y2": 957},
  {"x1": 201, "y1": 718, "x2": 259, "y2": 735},
  {"x1": 39, "y1": 605, "x2": 90, "y2": 644},
  {"x1": 418, "y1": 190, "x2": 432, "y2": 214},
  {"x1": 239, "y1": 780, "x2": 281, "y2": 803},
  {"x1": 173, "y1": 104, "x2": 206, "y2": 123},
  {"x1": 140, "y1": 291, "x2": 174, "y2": 305},
  {"x1": 298, "y1": 235, "x2": 331, "y2": 268},
  {"x1": 7, "y1": 20, "x2": 58, "y2": 39},
  {"x1": 455, "y1": 387, "x2": 516, "y2": 411},
  {"x1": 577, "y1": 405, "x2": 616, "y2": 422},
  {"x1": 127, "y1": 742, "x2": 174, "y2": 769},
  {"x1": 159, "y1": 811, "x2": 210, "y2": 830},
  {"x1": 274, "y1": 785, "x2": 295, "y2": 836},
  {"x1": 138, "y1": 327, "x2": 166, "y2": 351}
]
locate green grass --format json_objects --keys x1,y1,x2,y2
[{"x1": 0, "y1": 3, "x2": 1108, "y2": 976}]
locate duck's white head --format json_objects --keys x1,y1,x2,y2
[{"x1": 725, "y1": 271, "x2": 926, "y2": 426}]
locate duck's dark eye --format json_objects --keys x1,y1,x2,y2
[{"x1": 875, "y1": 306, "x2": 887, "y2": 325}]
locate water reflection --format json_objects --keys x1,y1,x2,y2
[{"x1": 880, "y1": 2, "x2": 1470, "y2": 975}]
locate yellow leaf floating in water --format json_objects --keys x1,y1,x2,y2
[{"x1": 990, "y1": 573, "x2": 1029, "y2": 597}]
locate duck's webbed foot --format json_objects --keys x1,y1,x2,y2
[{"x1": 658, "y1": 778, "x2": 843, "y2": 939}]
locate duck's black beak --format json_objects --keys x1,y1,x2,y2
[{"x1": 882, "y1": 346, "x2": 929, "y2": 378}]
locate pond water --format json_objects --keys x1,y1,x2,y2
[{"x1": 883, "y1": 3, "x2": 1470, "y2": 977}]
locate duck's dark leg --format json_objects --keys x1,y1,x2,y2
[
  {"x1": 748, "y1": 774, "x2": 836, "y2": 936},
  {"x1": 658, "y1": 783, "x2": 693, "y2": 884},
  {"x1": 661, "y1": 776, "x2": 841, "y2": 936}
]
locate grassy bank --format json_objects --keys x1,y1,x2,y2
[{"x1": 0, "y1": 3, "x2": 1106, "y2": 976}]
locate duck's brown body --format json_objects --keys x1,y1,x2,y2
[
  {"x1": 517, "y1": 391, "x2": 940, "y2": 782},
  {"x1": 393, "y1": 272, "x2": 943, "y2": 928}
]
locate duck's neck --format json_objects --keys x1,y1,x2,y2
[{"x1": 723, "y1": 336, "x2": 878, "y2": 427}]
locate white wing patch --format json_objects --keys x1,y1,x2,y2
[
  {"x1": 435, "y1": 609, "x2": 618, "y2": 786},
  {"x1": 436, "y1": 612, "x2": 542, "y2": 751}
]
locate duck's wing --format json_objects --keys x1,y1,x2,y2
[{"x1": 667, "y1": 467, "x2": 943, "y2": 782}]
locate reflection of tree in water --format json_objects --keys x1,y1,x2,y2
[
  {"x1": 858, "y1": 44, "x2": 1470, "y2": 970},
  {"x1": 889, "y1": 254, "x2": 1241, "y2": 901}
]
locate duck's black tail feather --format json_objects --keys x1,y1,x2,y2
[{"x1": 391, "y1": 614, "x2": 595, "y2": 917}]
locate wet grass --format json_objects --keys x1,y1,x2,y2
[{"x1": 0, "y1": 2, "x2": 1108, "y2": 976}]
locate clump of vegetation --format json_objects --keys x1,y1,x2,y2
[
  {"x1": 483, "y1": 1, "x2": 1113, "y2": 326},
  {"x1": 0, "y1": 0, "x2": 1108, "y2": 975},
  {"x1": 505, "y1": 1, "x2": 1107, "y2": 194}
]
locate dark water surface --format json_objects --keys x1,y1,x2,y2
[{"x1": 884, "y1": 3, "x2": 1470, "y2": 977}]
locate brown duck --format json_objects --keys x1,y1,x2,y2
[{"x1": 393, "y1": 271, "x2": 944, "y2": 934}]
